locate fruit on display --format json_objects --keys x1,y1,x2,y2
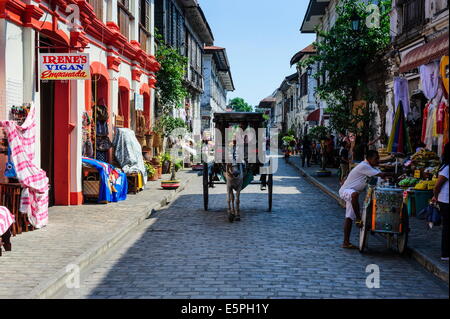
[
  {"x1": 414, "y1": 179, "x2": 436, "y2": 190},
  {"x1": 398, "y1": 177, "x2": 420, "y2": 187},
  {"x1": 411, "y1": 150, "x2": 439, "y2": 167}
]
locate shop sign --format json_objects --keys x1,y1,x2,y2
[
  {"x1": 135, "y1": 93, "x2": 144, "y2": 111},
  {"x1": 40, "y1": 53, "x2": 90, "y2": 80},
  {"x1": 441, "y1": 56, "x2": 449, "y2": 94},
  {"x1": 414, "y1": 170, "x2": 421, "y2": 179}
]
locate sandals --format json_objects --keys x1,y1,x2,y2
[
  {"x1": 342, "y1": 243, "x2": 358, "y2": 249},
  {"x1": 355, "y1": 220, "x2": 363, "y2": 228}
]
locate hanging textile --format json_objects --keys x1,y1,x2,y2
[
  {"x1": 112, "y1": 128, "x2": 148, "y2": 184},
  {"x1": 82, "y1": 157, "x2": 128, "y2": 203},
  {"x1": 421, "y1": 102, "x2": 431, "y2": 143},
  {"x1": 82, "y1": 111, "x2": 93, "y2": 158},
  {"x1": 424, "y1": 103, "x2": 436, "y2": 150},
  {"x1": 0, "y1": 206, "x2": 14, "y2": 236},
  {"x1": 387, "y1": 102, "x2": 412, "y2": 154},
  {"x1": 394, "y1": 77, "x2": 410, "y2": 117},
  {"x1": 0, "y1": 104, "x2": 49, "y2": 229},
  {"x1": 420, "y1": 61, "x2": 440, "y2": 100}
]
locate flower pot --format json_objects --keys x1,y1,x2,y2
[
  {"x1": 151, "y1": 157, "x2": 161, "y2": 165},
  {"x1": 161, "y1": 180, "x2": 180, "y2": 190},
  {"x1": 145, "y1": 134, "x2": 154, "y2": 147},
  {"x1": 148, "y1": 174, "x2": 158, "y2": 181},
  {"x1": 157, "y1": 166, "x2": 162, "y2": 179},
  {"x1": 153, "y1": 134, "x2": 162, "y2": 148}
]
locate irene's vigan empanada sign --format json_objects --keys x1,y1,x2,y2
[{"x1": 40, "y1": 53, "x2": 90, "y2": 80}]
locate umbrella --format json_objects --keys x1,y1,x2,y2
[{"x1": 387, "y1": 101, "x2": 412, "y2": 154}]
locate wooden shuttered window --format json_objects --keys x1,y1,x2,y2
[
  {"x1": 87, "y1": 0, "x2": 103, "y2": 20},
  {"x1": 300, "y1": 73, "x2": 308, "y2": 97},
  {"x1": 139, "y1": 0, "x2": 151, "y2": 53},
  {"x1": 118, "y1": 0, "x2": 133, "y2": 40}
]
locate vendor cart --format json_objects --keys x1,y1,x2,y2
[
  {"x1": 359, "y1": 185, "x2": 410, "y2": 254},
  {"x1": 202, "y1": 112, "x2": 273, "y2": 220}
]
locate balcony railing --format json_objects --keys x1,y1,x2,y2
[
  {"x1": 186, "y1": 66, "x2": 203, "y2": 91},
  {"x1": 402, "y1": 0, "x2": 425, "y2": 32}
]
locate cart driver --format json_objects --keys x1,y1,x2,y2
[{"x1": 339, "y1": 150, "x2": 390, "y2": 249}]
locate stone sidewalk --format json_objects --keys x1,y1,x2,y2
[
  {"x1": 287, "y1": 155, "x2": 449, "y2": 284},
  {"x1": 0, "y1": 169, "x2": 198, "y2": 299}
]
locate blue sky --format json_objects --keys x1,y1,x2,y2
[{"x1": 200, "y1": 0, "x2": 316, "y2": 107}]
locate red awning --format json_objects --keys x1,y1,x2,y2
[
  {"x1": 306, "y1": 109, "x2": 320, "y2": 122},
  {"x1": 399, "y1": 33, "x2": 449, "y2": 73}
]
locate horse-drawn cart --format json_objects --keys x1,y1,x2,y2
[{"x1": 202, "y1": 112, "x2": 274, "y2": 222}]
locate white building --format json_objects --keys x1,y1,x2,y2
[
  {"x1": 201, "y1": 46, "x2": 235, "y2": 140},
  {"x1": 290, "y1": 44, "x2": 322, "y2": 136},
  {"x1": 0, "y1": 0, "x2": 159, "y2": 206}
]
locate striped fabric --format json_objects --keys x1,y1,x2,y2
[
  {"x1": 0, "y1": 104, "x2": 49, "y2": 229},
  {"x1": 0, "y1": 206, "x2": 14, "y2": 236}
]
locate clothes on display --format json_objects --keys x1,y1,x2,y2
[
  {"x1": 0, "y1": 104, "x2": 49, "y2": 229},
  {"x1": 420, "y1": 83, "x2": 448, "y2": 155},
  {"x1": 112, "y1": 128, "x2": 148, "y2": 184},
  {"x1": 387, "y1": 102, "x2": 412, "y2": 154},
  {"x1": 96, "y1": 151, "x2": 107, "y2": 163},
  {"x1": 420, "y1": 61, "x2": 440, "y2": 100},
  {"x1": 0, "y1": 206, "x2": 14, "y2": 237},
  {"x1": 394, "y1": 77, "x2": 410, "y2": 117},
  {"x1": 82, "y1": 157, "x2": 128, "y2": 203},
  {"x1": 82, "y1": 112, "x2": 94, "y2": 158}
]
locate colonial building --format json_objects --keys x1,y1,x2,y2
[
  {"x1": 201, "y1": 45, "x2": 234, "y2": 141},
  {"x1": 154, "y1": 0, "x2": 214, "y2": 138},
  {"x1": 0, "y1": 0, "x2": 160, "y2": 206},
  {"x1": 386, "y1": 0, "x2": 448, "y2": 152},
  {"x1": 279, "y1": 73, "x2": 299, "y2": 136},
  {"x1": 290, "y1": 43, "x2": 322, "y2": 136}
]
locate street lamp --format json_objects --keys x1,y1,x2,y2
[{"x1": 307, "y1": 66, "x2": 313, "y2": 76}]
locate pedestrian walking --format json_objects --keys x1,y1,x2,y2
[
  {"x1": 301, "y1": 136, "x2": 312, "y2": 168},
  {"x1": 338, "y1": 150, "x2": 389, "y2": 249},
  {"x1": 432, "y1": 143, "x2": 449, "y2": 261},
  {"x1": 339, "y1": 141, "x2": 351, "y2": 185}
]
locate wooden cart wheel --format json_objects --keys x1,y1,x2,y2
[
  {"x1": 268, "y1": 173, "x2": 273, "y2": 212},
  {"x1": 359, "y1": 206, "x2": 370, "y2": 253},
  {"x1": 397, "y1": 206, "x2": 409, "y2": 255},
  {"x1": 203, "y1": 163, "x2": 209, "y2": 211}
]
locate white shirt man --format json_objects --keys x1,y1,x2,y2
[{"x1": 338, "y1": 150, "x2": 388, "y2": 249}]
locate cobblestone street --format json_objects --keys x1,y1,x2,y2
[{"x1": 58, "y1": 157, "x2": 449, "y2": 299}]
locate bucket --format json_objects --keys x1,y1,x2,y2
[{"x1": 414, "y1": 190, "x2": 433, "y2": 215}]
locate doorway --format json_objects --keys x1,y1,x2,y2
[
  {"x1": 38, "y1": 31, "x2": 71, "y2": 206},
  {"x1": 39, "y1": 35, "x2": 56, "y2": 206}
]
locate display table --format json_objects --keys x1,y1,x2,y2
[{"x1": 0, "y1": 183, "x2": 34, "y2": 236}]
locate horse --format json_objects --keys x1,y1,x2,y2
[{"x1": 224, "y1": 162, "x2": 245, "y2": 223}]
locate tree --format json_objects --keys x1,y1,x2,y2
[
  {"x1": 154, "y1": 33, "x2": 188, "y2": 117},
  {"x1": 228, "y1": 97, "x2": 253, "y2": 112},
  {"x1": 301, "y1": 0, "x2": 391, "y2": 144}
]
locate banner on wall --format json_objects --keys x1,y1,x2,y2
[{"x1": 39, "y1": 53, "x2": 90, "y2": 80}]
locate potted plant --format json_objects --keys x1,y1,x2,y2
[
  {"x1": 161, "y1": 158, "x2": 181, "y2": 190},
  {"x1": 151, "y1": 156, "x2": 162, "y2": 178},
  {"x1": 145, "y1": 129, "x2": 154, "y2": 148},
  {"x1": 174, "y1": 159, "x2": 184, "y2": 172},
  {"x1": 161, "y1": 153, "x2": 172, "y2": 174},
  {"x1": 282, "y1": 135, "x2": 295, "y2": 155},
  {"x1": 145, "y1": 162, "x2": 158, "y2": 181}
]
